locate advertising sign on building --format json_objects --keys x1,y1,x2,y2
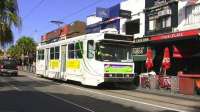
[
  {"x1": 120, "y1": 10, "x2": 132, "y2": 19},
  {"x1": 96, "y1": 7, "x2": 110, "y2": 18}
]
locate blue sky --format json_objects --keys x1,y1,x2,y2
[{"x1": 13, "y1": 0, "x2": 122, "y2": 43}]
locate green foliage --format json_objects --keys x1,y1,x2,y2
[
  {"x1": 0, "y1": 0, "x2": 21, "y2": 46},
  {"x1": 16, "y1": 36, "x2": 37, "y2": 56},
  {"x1": 0, "y1": 49, "x2": 4, "y2": 56},
  {"x1": 7, "y1": 36, "x2": 37, "y2": 59},
  {"x1": 7, "y1": 45, "x2": 20, "y2": 58}
]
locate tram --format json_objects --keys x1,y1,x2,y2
[{"x1": 36, "y1": 32, "x2": 135, "y2": 86}]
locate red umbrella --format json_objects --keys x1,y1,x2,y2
[
  {"x1": 145, "y1": 48, "x2": 153, "y2": 71},
  {"x1": 162, "y1": 47, "x2": 171, "y2": 70}
]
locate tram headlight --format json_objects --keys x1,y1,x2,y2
[
  {"x1": 125, "y1": 74, "x2": 129, "y2": 77},
  {"x1": 104, "y1": 74, "x2": 109, "y2": 77},
  {"x1": 104, "y1": 74, "x2": 112, "y2": 77}
]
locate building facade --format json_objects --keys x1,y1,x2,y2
[{"x1": 143, "y1": 0, "x2": 200, "y2": 77}]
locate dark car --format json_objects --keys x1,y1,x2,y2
[{"x1": 0, "y1": 59, "x2": 18, "y2": 76}]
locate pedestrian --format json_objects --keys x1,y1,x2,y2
[{"x1": 196, "y1": 79, "x2": 200, "y2": 95}]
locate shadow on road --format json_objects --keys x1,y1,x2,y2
[
  {"x1": 0, "y1": 90, "x2": 199, "y2": 112},
  {"x1": 0, "y1": 76, "x2": 59, "y2": 88}
]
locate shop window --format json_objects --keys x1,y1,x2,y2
[
  {"x1": 149, "y1": 16, "x2": 171, "y2": 31},
  {"x1": 185, "y1": 4, "x2": 200, "y2": 25},
  {"x1": 149, "y1": 19, "x2": 156, "y2": 31},
  {"x1": 125, "y1": 19, "x2": 140, "y2": 35},
  {"x1": 87, "y1": 40, "x2": 94, "y2": 59}
]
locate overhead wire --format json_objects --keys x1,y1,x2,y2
[
  {"x1": 30, "y1": 0, "x2": 120, "y2": 40},
  {"x1": 34, "y1": 0, "x2": 104, "y2": 37},
  {"x1": 23, "y1": 0, "x2": 46, "y2": 20}
]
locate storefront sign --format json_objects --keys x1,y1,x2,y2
[
  {"x1": 133, "y1": 37, "x2": 150, "y2": 43},
  {"x1": 151, "y1": 29, "x2": 200, "y2": 41},
  {"x1": 133, "y1": 47, "x2": 147, "y2": 55}
]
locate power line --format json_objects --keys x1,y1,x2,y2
[
  {"x1": 23, "y1": 0, "x2": 46, "y2": 20},
  {"x1": 59, "y1": 0, "x2": 103, "y2": 21},
  {"x1": 35, "y1": 0, "x2": 103, "y2": 36},
  {"x1": 31, "y1": 0, "x2": 115, "y2": 40}
]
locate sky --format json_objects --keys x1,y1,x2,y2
[{"x1": 13, "y1": 0, "x2": 122, "y2": 43}]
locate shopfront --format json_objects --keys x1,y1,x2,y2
[
  {"x1": 149, "y1": 29, "x2": 200, "y2": 75},
  {"x1": 132, "y1": 37, "x2": 150, "y2": 74}
]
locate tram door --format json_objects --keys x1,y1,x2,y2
[
  {"x1": 61, "y1": 45, "x2": 67, "y2": 79},
  {"x1": 45, "y1": 48, "x2": 50, "y2": 76}
]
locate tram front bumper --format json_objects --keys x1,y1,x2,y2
[{"x1": 104, "y1": 77, "x2": 134, "y2": 82}]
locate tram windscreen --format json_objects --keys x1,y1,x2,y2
[{"x1": 95, "y1": 43, "x2": 133, "y2": 62}]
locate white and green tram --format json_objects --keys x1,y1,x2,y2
[{"x1": 36, "y1": 32, "x2": 135, "y2": 86}]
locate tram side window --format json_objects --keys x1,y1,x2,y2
[
  {"x1": 50, "y1": 47, "x2": 55, "y2": 59},
  {"x1": 87, "y1": 40, "x2": 94, "y2": 59},
  {"x1": 68, "y1": 44, "x2": 74, "y2": 59},
  {"x1": 55, "y1": 46, "x2": 60, "y2": 59},
  {"x1": 75, "y1": 42, "x2": 83, "y2": 59},
  {"x1": 37, "y1": 50, "x2": 44, "y2": 60}
]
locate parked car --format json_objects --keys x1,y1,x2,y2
[{"x1": 0, "y1": 59, "x2": 18, "y2": 76}]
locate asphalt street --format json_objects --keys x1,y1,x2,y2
[{"x1": 0, "y1": 71, "x2": 199, "y2": 112}]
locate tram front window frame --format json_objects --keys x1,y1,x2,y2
[{"x1": 95, "y1": 42, "x2": 133, "y2": 63}]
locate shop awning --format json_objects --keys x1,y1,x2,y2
[{"x1": 150, "y1": 29, "x2": 200, "y2": 42}]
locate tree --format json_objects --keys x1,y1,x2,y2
[
  {"x1": 16, "y1": 36, "x2": 37, "y2": 65},
  {"x1": 0, "y1": 0, "x2": 21, "y2": 46},
  {"x1": 7, "y1": 45, "x2": 20, "y2": 58}
]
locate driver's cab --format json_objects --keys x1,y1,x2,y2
[{"x1": 95, "y1": 41, "x2": 133, "y2": 63}]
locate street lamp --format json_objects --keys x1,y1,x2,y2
[{"x1": 50, "y1": 20, "x2": 64, "y2": 28}]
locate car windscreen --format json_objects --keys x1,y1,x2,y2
[{"x1": 2, "y1": 60, "x2": 17, "y2": 66}]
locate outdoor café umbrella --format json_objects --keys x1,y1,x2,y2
[
  {"x1": 162, "y1": 47, "x2": 171, "y2": 75},
  {"x1": 145, "y1": 48, "x2": 153, "y2": 72}
]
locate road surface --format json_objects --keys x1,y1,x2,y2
[{"x1": 0, "y1": 71, "x2": 199, "y2": 112}]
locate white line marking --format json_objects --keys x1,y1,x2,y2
[
  {"x1": 44, "y1": 92, "x2": 95, "y2": 112},
  {"x1": 0, "y1": 77, "x2": 22, "y2": 91},
  {"x1": 62, "y1": 84, "x2": 188, "y2": 112},
  {"x1": 11, "y1": 86, "x2": 22, "y2": 91},
  {"x1": 27, "y1": 74, "x2": 187, "y2": 112},
  {"x1": 26, "y1": 75, "x2": 95, "y2": 112}
]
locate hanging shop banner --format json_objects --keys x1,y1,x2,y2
[{"x1": 150, "y1": 29, "x2": 200, "y2": 41}]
